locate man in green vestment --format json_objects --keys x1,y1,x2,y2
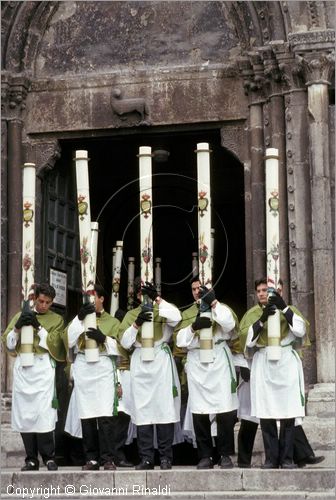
[
  {"x1": 239, "y1": 278, "x2": 311, "y2": 469},
  {"x1": 62, "y1": 284, "x2": 122, "y2": 470},
  {"x1": 2, "y1": 283, "x2": 65, "y2": 471},
  {"x1": 119, "y1": 279, "x2": 181, "y2": 470},
  {"x1": 175, "y1": 276, "x2": 239, "y2": 469}
]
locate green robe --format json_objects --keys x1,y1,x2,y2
[
  {"x1": 118, "y1": 303, "x2": 167, "y2": 345},
  {"x1": 174, "y1": 302, "x2": 239, "y2": 338},
  {"x1": 239, "y1": 304, "x2": 310, "y2": 353},
  {"x1": 2, "y1": 309, "x2": 66, "y2": 362},
  {"x1": 62, "y1": 310, "x2": 126, "y2": 357}
]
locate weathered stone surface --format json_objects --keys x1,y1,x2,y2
[
  {"x1": 1, "y1": 468, "x2": 335, "y2": 500},
  {"x1": 26, "y1": 68, "x2": 247, "y2": 134},
  {"x1": 35, "y1": 2, "x2": 239, "y2": 77}
]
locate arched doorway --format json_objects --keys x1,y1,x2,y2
[{"x1": 45, "y1": 126, "x2": 246, "y2": 320}]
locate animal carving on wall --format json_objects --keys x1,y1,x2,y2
[{"x1": 110, "y1": 88, "x2": 150, "y2": 124}]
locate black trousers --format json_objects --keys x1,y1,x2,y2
[
  {"x1": 260, "y1": 418, "x2": 295, "y2": 466},
  {"x1": 238, "y1": 421, "x2": 315, "y2": 466},
  {"x1": 192, "y1": 411, "x2": 236, "y2": 459},
  {"x1": 81, "y1": 416, "x2": 117, "y2": 463},
  {"x1": 137, "y1": 423, "x2": 174, "y2": 463},
  {"x1": 237, "y1": 419, "x2": 258, "y2": 466},
  {"x1": 110, "y1": 411, "x2": 130, "y2": 463},
  {"x1": 21, "y1": 432, "x2": 55, "y2": 465}
]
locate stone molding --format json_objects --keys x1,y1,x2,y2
[
  {"x1": 220, "y1": 123, "x2": 247, "y2": 163},
  {"x1": 288, "y1": 29, "x2": 335, "y2": 51},
  {"x1": 1, "y1": 72, "x2": 30, "y2": 119},
  {"x1": 22, "y1": 139, "x2": 62, "y2": 178}
]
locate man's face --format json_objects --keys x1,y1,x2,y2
[
  {"x1": 35, "y1": 294, "x2": 53, "y2": 314},
  {"x1": 191, "y1": 281, "x2": 201, "y2": 303},
  {"x1": 94, "y1": 293, "x2": 104, "y2": 312},
  {"x1": 256, "y1": 283, "x2": 283, "y2": 305},
  {"x1": 256, "y1": 283, "x2": 268, "y2": 305}
]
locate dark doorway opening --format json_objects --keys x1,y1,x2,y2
[
  {"x1": 47, "y1": 125, "x2": 246, "y2": 465},
  {"x1": 56, "y1": 127, "x2": 246, "y2": 319}
]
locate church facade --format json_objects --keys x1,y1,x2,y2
[{"x1": 1, "y1": 1, "x2": 335, "y2": 398}]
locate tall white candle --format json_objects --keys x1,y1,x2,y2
[
  {"x1": 112, "y1": 247, "x2": 116, "y2": 277},
  {"x1": 211, "y1": 228, "x2": 215, "y2": 273},
  {"x1": 127, "y1": 257, "x2": 135, "y2": 310},
  {"x1": 110, "y1": 241, "x2": 123, "y2": 316},
  {"x1": 20, "y1": 163, "x2": 36, "y2": 366},
  {"x1": 265, "y1": 148, "x2": 281, "y2": 361},
  {"x1": 192, "y1": 252, "x2": 199, "y2": 277},
  {"x1": 91, "y1": 222, "x2": 99, "y2": 283},
  {"x1": 196, "y1": 143, "x2": 214, "y2": 363},
  {"x1": 155, "y1": 257, "x2": 162, "y2": 296},
  {"x1": 75, "y1": 150, "x2": 98, "y2": 362},
  {"x1": 139, "y1": 146, "x2": 154, "y2": 361}
]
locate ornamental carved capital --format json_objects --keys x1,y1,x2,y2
[
  {"x1": 259, "y1": 46, "x2": 282, "y2": 93},
  {"x1": 238, "y1": 53, "x2": 267, "y2": 99},
  {"x1": 296, "y1": 52, "x2": 335, "y2": 86},
  {"x1": 272, "y1": 43, "x2": 305, "y2": 91},
  {"x1": 1, "y1": 72, "x2": 31, "y2": 119}
]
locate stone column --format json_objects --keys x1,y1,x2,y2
[
  {"x1": 275, "y1": 44, "x2": 316, "y2": 386},
  {"x1": 1, "y1": 75, "x2": 9, "y2": 393},
  {"x1": 2, "y1": 74, "x2": 29, "y2": 393},
  {"x1": 262, "y1": 46, "x2": 289, "y2": 302},
  {"x1": 239, "y1": 54, "x2": 266, "y2": 302},
  {"x1": 300, "y1": 52, "x2": 335, "y2": 384}
]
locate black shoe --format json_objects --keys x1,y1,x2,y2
[
  {"x1": 116, "y1": 459, "x2": 134, "y2": 467},
  {"x1": 196, "y1": 457, "x2": 214, "y2": 469},
  {"x1": 104, "y1": 461, "x2": 116, "y2": 470},
  {"x1": 135, "y1": 460, "x2": 154, "y2": 470},
  {"x1": 238, "y1": 463, "x2": 251, "y2": 468},
  {"x1": 46, "y1": 460, "x2": 58, "y2": 471},
  {"x1": 280, "y1": 461, "x2": 298, "y2": 469},
  {"x1": 82, "y1": 460, "x2": 100, "y2": 471},
  {"x1": 21, "y1": 461, "x2": 39, "y2": 471},
  {"x1": 219, "y1": 455, "x2": 234, "y2": 469},
  {"x1": 160, "y1": 459, "x2": 172, "y2": 470},
  {"x1": 261, "y1": 461, "x2": 278, "y2": 469},
  {"x1": 297, "y1": 455, "x2": 325, "y2": 467}
]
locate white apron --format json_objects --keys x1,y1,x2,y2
[
  {"x1": 117, "y1": 369, "x2": 133, "y2": 416},
  {"x1": 73, "y1": 353, "x2": 117, "y2": 419},
  {"x1": 65, "y1": 367, "x2": 136, "y2": 440},
  {"x1": 12, "y1": 353, "x2": 57, "y2": 433},
  {"x1": 250, "y1": 345, "x2": 305, "y2": 419},
  {"x1": 237, "y1": 380, "x2": 259, "y2": 424},
  {"x1": 130, "y1": 343, "x2": 181, "y2": 425},
  {"x1": 186, "y1": 341, "x2": 238, "y2": 414}
]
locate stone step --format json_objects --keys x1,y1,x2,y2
[
  {"x1": 306, "y1": 383, "x2": 335, "y2": 417},
  {"x1": 1, "y1": 493, "x2": 334, "y2": 500},
  {"x1": 1, "y1": 468, "x2": 334, "y2": 498},
  {"x1": 1, "y1": 415, "x2": 334, "y2": 467}
]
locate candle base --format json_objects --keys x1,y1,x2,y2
[
  {"x1": 266, "y1": 346, "x2": 282, "y2": 361},
  {"x1": 85, "y1": 348, "x2": 100, "y2": 363},
  {"x1": 141, "y1": 347, "x2": 155, "y2": 361},
  {"x1": 20, "y1": 353, "x2": 34, "y2": 367}
]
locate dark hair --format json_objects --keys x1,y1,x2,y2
[
  {"x1": 254, "y1": 277, "x2": 284, "y2": 290},
  {"x1": 35, "y1": 283, "x2": 56, "y2": 300},
  {"x1": 94, "y1": 284, "x2": 106, "y2": 298},
  {"x1": 254, "y1": 278, "x2": 267, "y2": 290},
  {"x1": 190, "y1": 275, "x2": 200, "y2": 285}
]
